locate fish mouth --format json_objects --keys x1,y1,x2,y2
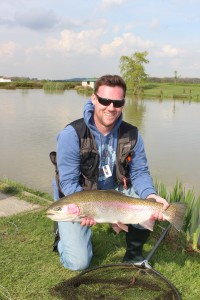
[
  {"x1": 46, "y1": 211, "x2": 57, "y2": 216},
  {"x1": 46, "y1": 211, "x2": 60, "y2": 221}
]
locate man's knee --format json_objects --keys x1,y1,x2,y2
[
  {"x1": 57, "y1": 221, "x2": 93, "y2": 270},
  {"x1": 60, "y1": 251, "x2": 92, "y2": 271}
]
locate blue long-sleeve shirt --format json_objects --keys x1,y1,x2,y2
[{"x1": 53, "y1": 100, "x2": 156, "y2": 199}]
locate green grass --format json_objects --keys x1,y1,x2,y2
[
  {"x1": 43, "y1": 82, "x2": 79, "y2": 91},
  {"x1": 155, "y1": 180, "x2": 200, "y2": 250},
  {"x1": 0, "y1": 179, "x2": 53, "y2": 206},
  {"x1": 139, "y1": 82, "x2": 200, "y2": 100},
  {"x1": 0, "y1": 81, "x2": 80, "y2": 91},
  {"x1": 0, "y1": 81, "x2": 43, "y2": 89},
  {"x1": 0, "y1": 179, "x2": 199, "y2": 300}
]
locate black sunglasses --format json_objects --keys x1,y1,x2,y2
[{"x1": 95, "y1": 93, "x2": 125, "y2": 108}]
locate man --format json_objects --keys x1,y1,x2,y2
[{"x1": 53, "y1": 74, "x2": 169, "y2": 271}]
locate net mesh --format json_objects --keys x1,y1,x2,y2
[{"x1": 50, "y1": 263, "x2": 181, "y2": 300}]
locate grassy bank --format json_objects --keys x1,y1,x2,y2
[
  {"x1": 0, "y1": 81, "x2": 80, "y2": 90},
  {"x1": 43, "y1": 82, "x2": 80, "y2": 91},
  {"x1": 74, "y1": 81, "x2": 200, "y2": 101},
  {"x1": 0, "y1": 179, "x2": 199, "y2": 299},
  {"x1": 139, "y1": 82, "x2": 200, "y2": 100},
  {"x1": 1, "y1": 81, "x2": 200, "y2": 101},
  {"x1": 0, "y1": 81, "x2": 43, "y2": 89}
]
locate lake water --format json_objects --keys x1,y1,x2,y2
[{"x1": 0, "y1": 89, "x2": 199, "y2": 197}]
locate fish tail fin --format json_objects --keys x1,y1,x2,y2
[{"x1": 170, "y1": 202, "x2": 187, "y2": 231}]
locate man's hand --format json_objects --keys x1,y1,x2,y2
[
  {"x1": 81, "y1": 217, "x2": 97, "y2": 227},
  {"x1": 146, "y1": 194, "x2": 170, "y2": 222}
]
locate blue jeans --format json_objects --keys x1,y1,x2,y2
[
  {"x1": 58, "y1": 221, "x2": 93, "y2": 270},
  {"x1": 55, "y1": 186, "x2": 140, "y2": 271}
]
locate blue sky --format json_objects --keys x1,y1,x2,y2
[{"x1": 1, "y1": 0, "x2": 200, "y2": 79}]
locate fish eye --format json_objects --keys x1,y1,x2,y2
[{"x1": 55, "y1": 207, "x2": 62, "y2": 211}]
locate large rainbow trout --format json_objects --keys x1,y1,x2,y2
[{"x1": 46, "y1": 190, "x2": 186, "y2": 232}]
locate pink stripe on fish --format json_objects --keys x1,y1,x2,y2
[{"x1": 98, "y1": 202, "x2": 151, "y2": 211}]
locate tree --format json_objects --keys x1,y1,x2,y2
[{"x1": 119, "y1": 51, "x2": 149, "y2": 92}]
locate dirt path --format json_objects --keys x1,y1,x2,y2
[{"x1": 0, "y1": 191, "x2": 41, "y2": 217}]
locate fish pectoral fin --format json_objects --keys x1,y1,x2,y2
[
  {"x1": 111, "y1": 222, "x2": 128, "y2": 234},
  {"x1": 139, "y1": 219, "x2": 155, "y2": 231},
  {"x1": 111, "y1": 223, "x2": 121, "y2": 234},
  {"x1": 71, "y1": 214, "x2": 81, "y2": 222},
  {"x1": 117, "y1": 222, "x2": 129, "y2": 232}
]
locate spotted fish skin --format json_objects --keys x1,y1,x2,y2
[{"x1": 46, "y1": 190, "x2": 186, "y2": 231}]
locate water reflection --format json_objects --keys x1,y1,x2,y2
[
  {"x1": 44, "y1": 90, "x2": 65, "y2": 95},
  {"x1": 124, "y1": 96, "x2": 146, "y2": 135}
]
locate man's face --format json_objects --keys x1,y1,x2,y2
[{"x1": 91, "y1": 85, "x2": 125, "y2": 134}]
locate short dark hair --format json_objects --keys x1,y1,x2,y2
[{"x1": 94, "y1": 75, "x2": 126, "y2": 97}]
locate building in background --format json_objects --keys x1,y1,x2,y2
[
  {"x1": 0, "y1": 77, "x2": 11, "y2": 82},
  {"x1": 81, "y1": 78, "x2": 97, "y2": 89}
]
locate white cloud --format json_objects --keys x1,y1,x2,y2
[
  {"x1": 101, "y1": 37, "x2": 123, "y2": 56},
  {"x1": 0, "y1": 41, "x2": 16, "y2": 56},
  {"x1": 26, "y1": 28, "x2": 104, "y2": 56},
  {"x1": 100, "y1": 32, "x2": 154, "y2": 57},
  {"x1": 157, "y1": 44, "x2": 183, "y2": 57},
  {"x1": 24, "y1": 29, "x2": 156, "y2": 60},
  {"x1": 124, "y1": 32, "x2": 154, "y2": 49},
  {"x1": 1, "y1": 1, "x2": 200, "y2": 78}
]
